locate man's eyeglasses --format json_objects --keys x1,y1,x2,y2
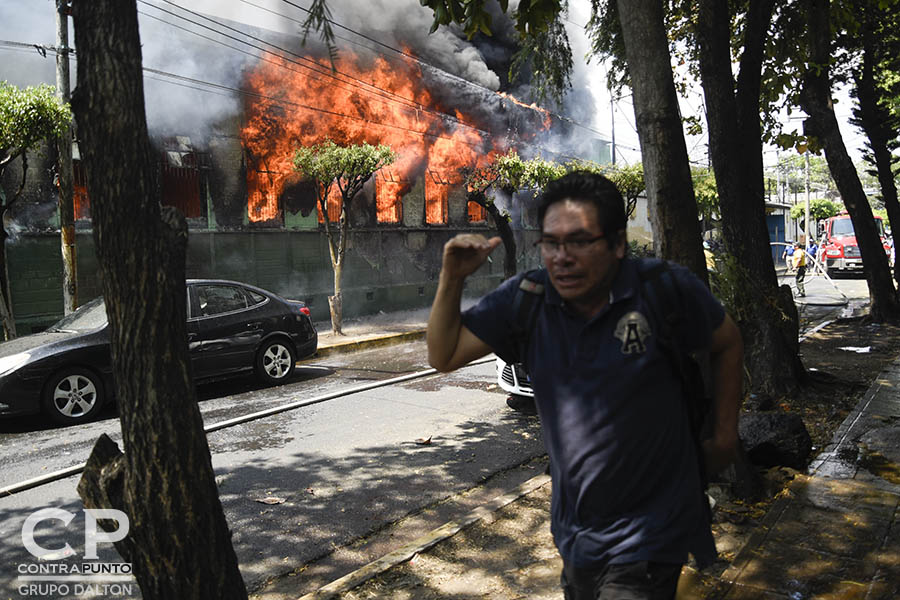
[{"x1": 533, "y1": 235, "x2": 606, "y2": 255}]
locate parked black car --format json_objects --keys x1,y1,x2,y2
[{"x1": 0, "y1": 280, "x2": 317, "y2": 425}]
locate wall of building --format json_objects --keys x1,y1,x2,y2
[{"x1": 5, "y1": 181, "x2": 546, "y2": 333}]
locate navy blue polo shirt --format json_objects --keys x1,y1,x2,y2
[{"x1": 462, "y1": 257, "x2": 723, "y2": 569}]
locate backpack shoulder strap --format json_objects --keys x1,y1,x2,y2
[
  {"x1": 509, "y1": 269, "x2": 545, "y2": 368},
  {"x1": 636, "y1": 259, "x2": 682, "y2": 349},
  {"x1": 637, "y1": 258, "x2": 712, "y2": 488}
]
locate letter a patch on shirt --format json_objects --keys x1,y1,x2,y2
[{"x1": 614, "y1": 311, "x2": 652, "y2": 355}]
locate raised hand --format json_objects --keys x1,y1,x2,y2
[{"x1": 441, "y1": 234, "x2": 502, "y2": 280}]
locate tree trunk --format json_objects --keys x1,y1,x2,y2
[
  {"x1": 0, "y1": 225, "x2": 15, "y2": 340},
  {"x1": 0, "y1": 156, "x2": 27, "y2": 340},
  {"x1": 615, "y1": 0, "x2": 707, "y2": 282},
  {"x1": 853, "y1": 11, "x2": 900, "y2": 286},
  {"x1": 696, "y1": 0, "x2": 805, "y2": 402},
  {"x1": 801, "y1": 0, "x2": 900, "y2": 322},
  {"x1": 70, "y1": 2, "x2": 247, "y2": 599},
  {"x1": 471, "y1": 193, "x2": 517, "y2": 279},
  {"x1": 330, "y1": 259, "x2": 343, "y2": 335}
]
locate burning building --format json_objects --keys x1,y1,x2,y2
[{"x1": 1, "y1": 2, "x2": 613, "y2": 332}]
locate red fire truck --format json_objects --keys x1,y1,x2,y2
[{"x1": 818, "y1": 213, "x2": 893, "y2": 274}]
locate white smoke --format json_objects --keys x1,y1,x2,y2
[
  {"x1": 0, "y1": 0, "x2": 63, "y2": 87},
  {"x1": 137, "y1": 7, "x2": 248, "y2": 138}
]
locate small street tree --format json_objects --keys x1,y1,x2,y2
[
  {"x1": 464, "y1": 150, "x2": 564, "y2": 279},
  {"x1": 565, "y1": 159, "x2": 645, "y2": 221},
  {"x1": 293, "y1": 140, "x2": 396, "y2": 334},
  {"x1": 70, "y1": 1, "x2": 247, "y2": 597},
  {"x1": 790, "y1": 198, "x2": 843, "y2": 223},
  {"x1": 0, "y1": 81, "x2": 72, "y2": 340}
]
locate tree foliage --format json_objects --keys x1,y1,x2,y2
[
  {"x1": 0, "y1": 82, "x2": 72, "y2": 170},
  {"x1": 562, "y1": 158, "x2": 645, "y2": 219},
  {"x1": 293, "y1": 140, "x2": 395, "y2": 334},
  {"x1": 789, "y1": 197, "x2": 843, "y2": 221},
  {"x1": 508, "y1": 12, "x2": 573, "y2": 106},
  {"x1": 465, "y1": 150, "x2": 565, "y2": 197},
  {"x1": 0, "y1": 81, "x2": 72, "y2": 204},
  {"x1": 691, "y1": 166, "x2": 719, "y2": 224}
]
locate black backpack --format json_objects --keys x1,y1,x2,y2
[{"x1": 509, "y1": 259, "x2": 712, "y2": 488}]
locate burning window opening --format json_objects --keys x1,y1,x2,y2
[
  {"x1": 70, "y1": 146, "x2": 208, "y2": 222},
  {"x1": 317, "y1": 183, "x2": 342, "y2": 223},
  {"x1": 72, "y1": 159, "x2": 90, "y2": 221},
  {"x1": 160, "y1": 139, "x2": 206, "y2": 219},
  {"x1": 424, "y1": 172, "x2": 450, "y2": 225},
  {"x1": 376, "y1": 170, "x2": 404, "y2": 223},
  {"x1": 467, "y1": 201, "x2": 486, "y2": 223},
  {"x1": 247, "y1": 169, "x2": 284, "y2": 223}
]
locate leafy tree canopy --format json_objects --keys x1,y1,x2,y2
[
  {"x1": 560, "y1": 158, "x2": 645, "y2": 218},
  {"x1": 789, "y1": 197, "x2": 843, "y2": 221},
  {"x1": 0, "y1": 81, "x2": 72, "y2": 171},
  {"x1": 293, "y1": 139, "x2": 396, "y2": 199}
]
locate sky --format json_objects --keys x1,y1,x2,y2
[{"x1": 0, "y1": 0, "x2": 866, "y2": 169}]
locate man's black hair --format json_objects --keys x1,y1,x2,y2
[{"x1": 537, "y1": 171, "x2": 627, "y2": 246}]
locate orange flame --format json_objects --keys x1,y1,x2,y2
[
  {"x1": 496, "y1": 92, "x2": 552, "y2": 130},
  {"x1": 240, "y1": 49, "x2": 520, "y2": 223}
]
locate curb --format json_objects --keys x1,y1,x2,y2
[
  {"x1": 295, "y1": 473, "x2": 552, "y2": 600},
  {"x1": 310, "y1": 330, "x2": 426, "y2": 359}
]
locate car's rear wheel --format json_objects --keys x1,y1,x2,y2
[
  {"x1": 41, "y1": 367, "x2": 106, "y2": 425},
  {"x1": 256, "y1": 338, "x2": 296, "y2": 384}
]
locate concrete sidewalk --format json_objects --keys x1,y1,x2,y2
[
  {"x1": 311, "y1": 308, "x2": 429, "y2": 358},
  {"x1": 714, "y1": 359, "x2": 900, "y2": 599},
  {"x1": 282, "y1": 310, "x2": 900, "y2": 599}
]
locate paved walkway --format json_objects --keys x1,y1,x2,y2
[{"x1": 283, "y1": 309, "x2": 900, "y2": 600}]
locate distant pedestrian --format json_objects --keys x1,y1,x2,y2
[
  {"x1": 427, "y1": 171, "x2": 743, "y2": 599},
  {"x1": 782, "y1": 243, "x2": 795, "y2": 271},
  {"x1": 792, "y1": 241, "x2": 807, "y2": 297}
]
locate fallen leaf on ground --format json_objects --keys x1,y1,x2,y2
[
  {"x1": 255, "y1": 497, "x2": 286, "y2": 505},
  {"x1": 415, "y1": 436, "x2": 433, "y2": 445}
]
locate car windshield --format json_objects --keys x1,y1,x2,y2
[
  {"x1": 47, "y1": 297, "x2": 108, "y2": 333},
  {"x1": 832, "y1": 218, "x2": 884, "y2": 237}
]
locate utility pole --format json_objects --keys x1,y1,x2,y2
[
  {"x1": 805, "y1": 152, "x2": 811, "y2": 248},
  {"x1": 610, "y1": 95, "x2": 616, "y2": 165},
  {"x1": 56, "y1": 0, "x2": 77, "y2": 314}
]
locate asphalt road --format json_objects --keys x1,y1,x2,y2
[
  {"x1": 0, "y1": 342, "x2": 546, "y2": 599},
  {"x1": 777, "y1": 269, "x2": 870, "y2": 330}
]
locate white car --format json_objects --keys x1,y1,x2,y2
[{"x1": 496, "y1": 357, "x2": 533, "y2": 397}]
